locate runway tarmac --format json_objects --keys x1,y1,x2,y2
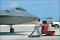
[{"x1": 0, "y1": 25, "x2": 60, "y2": 40}]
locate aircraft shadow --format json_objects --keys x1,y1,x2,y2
[{"x1": 0, "y1": 31, "x2": 28, "y2": 35}]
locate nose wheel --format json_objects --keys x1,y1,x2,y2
[{"x1": 9, "y1": 25, "x2": 14, "y2": 33}]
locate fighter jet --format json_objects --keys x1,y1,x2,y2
[{"x1": 0, "y1": 7, "x2": 38, "y2": 32}]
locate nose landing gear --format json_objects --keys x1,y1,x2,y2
[{"x1": 9, "y1": 25, "x2": 14, "y2": 33}]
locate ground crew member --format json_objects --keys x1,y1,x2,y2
[{"x1": 28, "y1": 17, "x2": 42, "y2": 37}]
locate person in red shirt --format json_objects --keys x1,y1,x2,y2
[{"x1": 42, "y1": 20, "x2": 48, "y2": 34}]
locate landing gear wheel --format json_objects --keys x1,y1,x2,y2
[
  {"x1": 10, "y1": 28, "x2": 14, "y2": 33},
  {"x1": 9, "y1": 25, "x2": 14, "y2": 33}
]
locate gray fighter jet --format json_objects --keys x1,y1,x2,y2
[{"x1": 0, "y1": 7, "x2": 38, "y2": 32}]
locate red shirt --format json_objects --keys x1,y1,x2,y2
[{"x1": 44, "y1": 24, "x2": 48, "y2": 33}]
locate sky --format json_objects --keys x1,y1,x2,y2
[{"x1": 0, "y1": 0, "x2": 60, "y2": 21}]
